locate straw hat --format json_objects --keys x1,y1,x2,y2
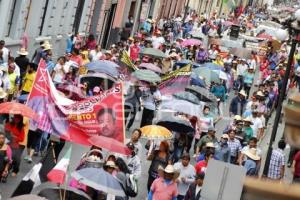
[
  {"x1": 221, "y1": 134, "x2": 229, "y2": 140},
  {"x1": 0, "y1": 88, "x2": 7, "y2": 99},
  {"x1": 284, "y1": 94, "x2": 300, "y2": 148},
  {"x1": 16, "y1": 48, "x2": 28, "y2": 56},
  {"x1": 234, "y1": 115, "x2": 242, "y2": 121},
  {"x1": 239, "y1": 90, "x2": 247, "y2": 97},
  {"x1": 43, "y1": 43, "x2": 52, "y2": 51},
  {"x1": 244, "y1": 148, "x2": 260, "y2": 161},
  {"x1": 158, "y1": 164, "x2": 180, "y2": 179},
  {"x1": 256, "y1": 91, "x2": 265, "y2": 98},
  {"x1": 41, "y1": 40, "x2": 51, "y2": 47},
  {"x1": 243, "y1": 117, "x2": 253, "y2": 125},
  {"x1": 105, "y1": 50, "x2": 112, "y2": 55},
  {"x1": 104, "y1": 161, "x2": 117, "y2": 169},
  {"x1": 205, "y1": 142, "x2": 215, "y2": 148}
]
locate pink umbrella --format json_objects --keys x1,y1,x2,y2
[
  {"x1": 139, "y1": 63, "x2": 162, "y2": 73},
  {"x1": 257, "y1": 33, "x2": 273, "y2": 40},
  {"x1": 181, "y1": 38, "x2": 202, "y2": 47},
  {"x1": 223, "y1": 21, "x2": 234, "y2": 27}
]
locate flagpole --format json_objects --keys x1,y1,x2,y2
[{"x1": 63, "y1": 144, "x2": 72, "y2": 200}]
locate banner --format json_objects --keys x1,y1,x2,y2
[
  {"x1": 159, "y1": 65, "x2": 191, "y2": 95},
  {"x1": 27, "y1": 60, "x2": 125, "y2": 145},
  {"x1": 120, "y1": 50, "x2": 138, "y2": 71}
]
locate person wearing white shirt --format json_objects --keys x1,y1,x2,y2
[
  {"x1": 152, "y1": 33, "x2": 165, "y2": 49},
  {"x1": 90, "y1": 45, "x2": 103, "y2": 61},
  {"x1": 0, "y1": 40, "x2": 10, "y2": 63},
  {"x1": 250, "y1": 110, "x2": 264, "y2": 139},
  {"x1": 237, "y1": 60, "x2": 248, "y2": 76},
  {"x1": 140, "y1": 85, "x2": 161, "y2": 127},
  {"x1": 174, "y1": 154, "x2": 196, "y2": 200}
]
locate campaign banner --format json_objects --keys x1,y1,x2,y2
[
  {"x1": 27, "y1": 59, "x2": 125, "y2": 145},
  {"x1": 159, "y1": 65, "x2": 191, "y2": 95}
]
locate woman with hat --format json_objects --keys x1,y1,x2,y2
[
  {"x1": 243, "y1": 148, "x2": 260, "y2": 176},
  {"x1": 148, "y1": 164, "x2": 179, "y2": 200}
]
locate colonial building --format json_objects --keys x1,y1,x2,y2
[{"x1": 0, "y1": 0, "x2": 162, "y2": 59}]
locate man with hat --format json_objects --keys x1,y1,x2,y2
[
  {"x1": 250, "y1": 108, "x2": 264, "y2": 140},
  {"x1": 195, "y1": 127, "x2": 218, "y2": 156},
  {"x1": 184, "y1": 173, "x2": 205, "y2": 200},
  {"x1": 243, "y1": 148, "x2": 261, "y2": 176},
  {"x1": 229, "y1": 90, "x2": 247, "y2": 116},
  {"x1": 239, "y1": 137, "x2": 262, "y2": 166},
  {"x1": 148, "y1": 164, "x2": 179, "y2": 200},
  {"x1": 31, "y1": 41, "x2": 45, "y2": 65},
  {"x1": 215, "y1": 134, "x2": 231, "y2": 163},
  {"x1": 15, "y1": 48, "x2": 29, "y2": 80},
  {"x1": 174, "y1": 153, "x2": 196, "y2": 200}
]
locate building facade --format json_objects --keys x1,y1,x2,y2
[{"x1": 0, "y1": 0, "x2": 158, "y2": 60}]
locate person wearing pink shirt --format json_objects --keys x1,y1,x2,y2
[
  {"x1": 148, "y1": 164, "x2": 178, "y2": 200},
  {"x1": 130, "y1": 40, "x2": 140, "y2": 62}
]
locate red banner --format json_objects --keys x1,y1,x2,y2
[{"x1": 27, "y1": 60, "x2": 125, "y2": 145}]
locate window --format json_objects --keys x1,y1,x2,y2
[
  {"x1": 39, "y1": 0, "x2": 50, "y2": 36},
  {"x1": 5, "y1": 0, "x2": 17, "y2": 37},
  {"x1": 73, "y1": 0, "x2": 86, "y2": 34}
]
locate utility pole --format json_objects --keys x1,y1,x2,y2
[{"x1": 131, "y1": 0, "x2": 142, "y2": 37}]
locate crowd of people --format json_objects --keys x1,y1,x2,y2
[{"x1": 0, "y1": 3, "x2": 300, "y2": 200}]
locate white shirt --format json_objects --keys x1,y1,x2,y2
[
  {"x1": 142, "y1": 89, "x2": 161, "y2": 111},
  {"x1": 250, "y1": 117, "x2": 263, "y2": 138},
  {"x1": 1, "y1": 47, "x2": 9, "y2": 63},
  {"x1": 152, "y1": 36, "x2": 165, "y2": 49},
  {"x1": 90, "y1": 50, "x2": 103, "y2": 61},
  {"x1": 174, "y1": 162, "x2": 196, "y2": 195},
  {"x1": 196, "y1": 185, "x2": 202, "y2": 196},
  {"x1": 237, "y1": 64, "x2": 248, "y2": 76}
]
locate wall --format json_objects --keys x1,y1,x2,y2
[{"x1": 0, "y1": 0, "x2": 97, "y2": 60}]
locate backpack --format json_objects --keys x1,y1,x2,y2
[{"x1": 123, "y1": 174, "x2": 138, "y2": 197}]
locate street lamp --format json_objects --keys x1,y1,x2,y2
[{"x1": 262, "y1": 9, "x2": 300, "y2": 177}]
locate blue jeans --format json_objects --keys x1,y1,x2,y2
[{"x1": 35, "y1": 132, "x2": 49, "y2": 153}]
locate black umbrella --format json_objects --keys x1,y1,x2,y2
[
  {"x1": 155, "y1": 115, "x2": 195, "y2": 133},
  {"x1": 185, "y1": 85, "x2": 218, "y2": 104},
  {"x1": 37, "y1": 187, "x2": 91, "y2": 200},
  {"x1": 173, "y1": 91, "x2": 200, "y2": 105}
]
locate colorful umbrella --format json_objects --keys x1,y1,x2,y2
[
  {"x1": 132, "y1": 69, "x2": 161, "y2": 83},
  {"x1": 155, "y1": 115, "x2": 195, "y2": 133},
  {"x1": 86, "y1": 60, "x2": 120, "y2": 77},
  {"x1": 181, "y1": 38, "x2": 202, "y2": 47},
  {"x1": 72, "y1": 168, "x2": 125, "y2": 196},
  {"x1": 193, "y1": 67, "x2": 221, "y2": 84},
  {"x1": 160, "y1": 99, "x2": 201, "y2": 117},
  {"x1": 139, "y1": 63, "x2": 162, "y2": 73},
  {"x1": 140, "y1": 48, "x2": 166, "y2": 58},
  {"x1": 140, "y1": 125, "x2": 173, "y2": 140},
  {"x1": 173, "y1": 91, "x2": 200, "y2": 104},
  {"x1": 0, "y1": 102, "x2": 38, "y2": 120},
  {"x1": 185, "y1": 85, "x2": 218, "y2": 104},
  {"x1": 88, "y1": 135, "x2": 131, "y2": 155}
]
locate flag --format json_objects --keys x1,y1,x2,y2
[
  {"x1": 27, "y1": 59, "x2": 125, "y2": 145},
  {"x1": 120, "y1": 50, "x2": 138, "y2": 71},
  {"x1": 11, "y1": 163, "x2": 42, "y2": 197},
  {"x1": 47, "y1": 146, "x2": 72, "y2": 185},
  {"x1": 159, "y1": 65, "x2": 191, "y2": 95},
  {"x1": 11, "y1": 145, "x2": 57, "y2": 197}
]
